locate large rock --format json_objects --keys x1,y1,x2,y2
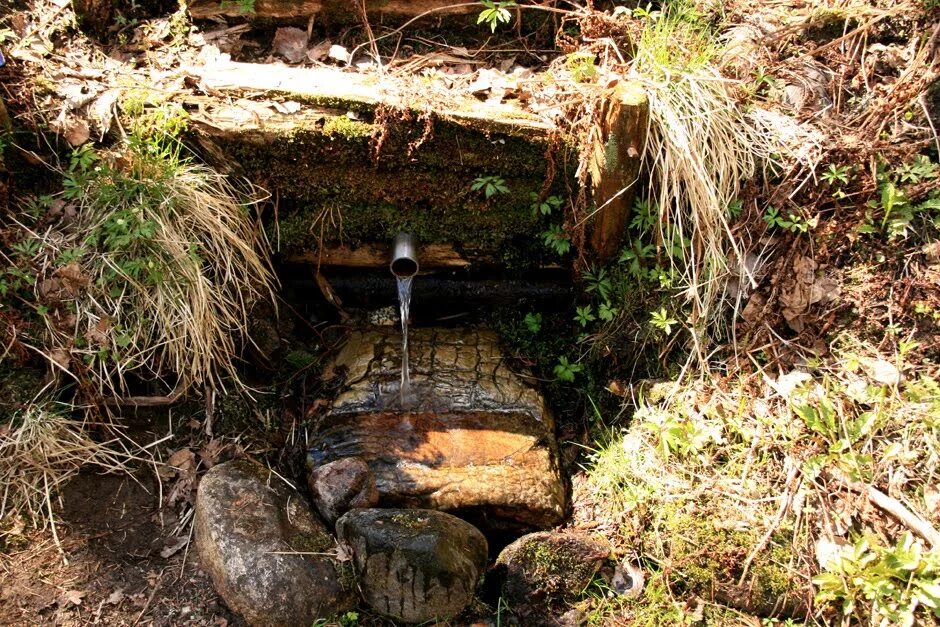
[
  {"x1": 336, "y1": 508, "x2": 487, "y2": 623},
  {"x1": 495, "y1": 532, "x2": 610, "y2": 605},
  {"x1": 194, "y1": 459, "x2": 355, "y2": 626},
  {"x1": 307, "y1": 457, "x2": 379, "y2": 524},
  {"x1": 308, "y1": 327, "x2": 567, "y2": 530}
]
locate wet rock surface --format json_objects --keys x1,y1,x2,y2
[
  {"x1": 194, "y1": 459, "x2": 355, "y2": 626},
  {"x1": 336, "y1": 508, "x2": 488, "y2": 624},
  {"x1": 495, "y1": 531, "x2": 610, "y2": 606},
  {"x1": 309, "y1": 327, "x2": 566, "y2": 529},
  {"x1": 307, "y1": 457, "x2": 379, "y2": 524}
]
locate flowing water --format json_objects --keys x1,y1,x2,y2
[{"x1": 396, "y1": 275, "x2": 413, "y2": 403}]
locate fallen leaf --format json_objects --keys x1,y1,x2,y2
[
  {"x1": 272, "y1": 27, "x2": 308, "y2": 63},
  {"x1": 328, "y1": 44, "x2": 351, "y2": 64},
  {"x1": 306, "y1": 39, "x2": 331, "y2": 62},
  {"x1": 61, "y1": 589, "x2": 86, "y2": 606},
  {"x1": 272, "y1": 100, "x2": 301, "y2": 114},
  {"x1": 106, "y1": 589, "x2": 124, "y2": 605},
  {"x1": 865, "y1": 359, "x2": 901, "y2": 386},
  {"x1": 160, "y1": 536, "x2": 189, "y2": 559},
  {"x1": 167, "y1": 448, "x2": 196, "y2": 471},
  {"x1": 62, "y1": 118, "x2": 90, "y2": 147}
]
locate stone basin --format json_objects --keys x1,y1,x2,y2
[{"x1": 308, "y1": 327, "x2": 566, "y2": 530}]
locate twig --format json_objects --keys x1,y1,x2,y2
[
  {"x1": 133, "y1": 569, "x2": 164, "y2": 625},
  {"x1": 826, "y1": 468, "x2": 940, "y2": 549},
  {"x1": 737, "y1": 460, "x2": 800, "y2": 585}
]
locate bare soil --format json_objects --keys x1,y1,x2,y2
[{"x1": 0, "y1": 472, "x2": 239, "y2": 626}]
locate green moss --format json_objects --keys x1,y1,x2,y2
[
  {"x1": 288, "y1": 529, "x2": 333, "y2": 553},
  {"x1": 194, "y1": 110, "x2": 574, "y2": 268},
  {"x1": 657, "y1": 501, "x2": 800, "y2": 616},
  {"x1": 322, "y1": 116, "x2": 373, "y2": 140},
  {"x1": 0, "y1": 367, "x2": 45, "y2": 422}
]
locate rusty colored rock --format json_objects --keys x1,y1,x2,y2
[
  {"x1": 309, "y1": 327, "x2": 566, "y2": 529},
  {"x1": 307, "y1": 457, "x2": 379, "y2": 524}
]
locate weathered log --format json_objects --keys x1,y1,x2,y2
[
  {"x1": 290, "y1": 243, "x2": 470, "y2": 268},
  {"x1": 189, "y1": 0, "x2": 478, "y2": 22},
  {"x1": 587, "y1": 81, "x2": 649, "y2": 263}
]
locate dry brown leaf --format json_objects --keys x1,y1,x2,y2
[{"x1": 61, "y1": 589, "x2": 86, "y2": 606}]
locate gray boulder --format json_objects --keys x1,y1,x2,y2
[
  {"x1": 194, "y1": 459, "x2": 355, "y2": 626},
  {"x1": 336, "y1": 508, "x2": 487, "y2": 623},
  {"x1": 308, "y1": 457, "x2": 379, "y2": 524}
]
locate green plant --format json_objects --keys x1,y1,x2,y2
[
  {"x1": 524, "y1": 312, "x2": 542, "y2": 333},
  {"x1": 530, "y1": 193, "x2": 563, "y2": 216},
  {"x1": 649, "y1": 307, "x2": 678, "y2": 335},
  {"x1": 895, "y1": 155, "x2": 939, "y2": 184},
  {"x1": 822, "y1": 164, "x2": 852, "y2": 186},
  {"x1": 813, "y1": 532, "x2": 940, "y2": 625},
  {"x1": 575, "y1": 305, "x2": 596, "y2": 327},
  {"x1": 763, "y1": 206, "x2": 813, "y2": 233},
  {"x1": 471, "y1": 175, "x2": 509, "y2": 198},
  {"x1": 553, "y1": 356, "x2": 583, "y2": 382},
  {"x1": 566, "y1": 52, "x2": 598, "y2": 82},
  {"x1": 477, "y1": 0, "x2": 515, "y2": 32},
  {"x1": 583, "y1": 267, "x2": 612, "y2": 301},
  {"x1": 541, "y1": 224, "x2": 572, "y2": 255},
  {"x1": 598, "y1": 301, "x2": 619, "y2": 322}
]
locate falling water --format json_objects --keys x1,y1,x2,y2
[{"x1": 397, "y1": 275, "x2": 413, "y2": 402}]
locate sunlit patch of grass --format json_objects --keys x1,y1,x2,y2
[{"x1": 575, "y1": 336, "x2": 940, "y2": 623}]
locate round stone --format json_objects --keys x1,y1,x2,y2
[
  {"x1": 336, "y1": 508, "x2": 488, "y2": 623},
  {"x1": 194, "y1": 459, "x2": 355, "y2": 626}
]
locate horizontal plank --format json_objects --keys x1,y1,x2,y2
[
  {"x1": 189, "y1": 0, "x2": 479, "y2": 21},
  {"x1": 186, "y1": 61, "x2": 555, "y2": 135}
]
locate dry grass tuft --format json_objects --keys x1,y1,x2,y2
[
  {"x1": 24, "y1": 138, "x2": 276, "y2": 400},
  {"x1": 0, "y1": 403, "x2": 131, "y2": 534}
]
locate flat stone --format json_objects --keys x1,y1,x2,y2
[
  {"x1": 307, "y1": 457, "x2": 379, "y2": 524},
  {"x1": 336, "y1": 508, "x2": 487, "y2": 623},
  {"x1": 309, "y1": 327, "x2": 566, "y2": 529},
  {"x1": 495, "y1": 532, "x2": 610, "y2": 606},
  {"x1": 194, "y1": 460, "x2": 355, "y2": 626}
]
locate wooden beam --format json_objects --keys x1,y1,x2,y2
[
  {"x1": 288, "y1": 243, "x2": 471, "y2": 268},
  {"x1": 189, "y1": 0, "x2": 477, "y2": 22},
  {"x1": 186, "y1": 61, "x2": 554, "y2": 136},
  {"x1": 587, "y1": 82, "x2": 649, "y2": 263}
]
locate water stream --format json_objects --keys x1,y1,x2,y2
[{"x1": 397, "y1": 275, "x2": 413, "y2": 403}]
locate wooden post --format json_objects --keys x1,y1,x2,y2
[{"x1": 587, "y1": 82, "x2": 649, "y2": 263}]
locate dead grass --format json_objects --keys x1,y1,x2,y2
[
  {"x1": 0, "y1": 403, "x2": 132, "y2": 537},
  {"x1": 23, "y1": 139, "x2": 277, "y2": 401}
]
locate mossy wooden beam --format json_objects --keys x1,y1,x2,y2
[
  {"x1": 586, "y1": 82, "x2": 649, "y2": 263},
  {"x1": 189, "y1": 0, "x2": 478, "y2": 22},
  {"x1": 179, "y1": 62, "x2": 647, "y2": 269},
  {"x1": 187, "y1": 61, "x2": 554, "y2": 137},
  {"x1": 291, "y1": 243, "x2": 472, "y2": 268}
]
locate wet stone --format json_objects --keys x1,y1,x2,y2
[
  {"x1": 307, "y1": 457, "x2": 379, "y2": 525},
  {"x1": 310, "y1": 327, "x2": 566, "y2": 529},
  {"x1": 194, "y1": 459, "x2": 355, "y2": 626},
  {"x1": 336, "y1": 508, "x2": 488, "y2": 624}
]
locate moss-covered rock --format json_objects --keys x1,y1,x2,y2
[{"x1": 495, "y1": 531, "x2": 610, "y2": 606}]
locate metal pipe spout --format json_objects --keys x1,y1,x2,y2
[{"x1": 390, "y1": 232, "x2": 419, "y2": 278}]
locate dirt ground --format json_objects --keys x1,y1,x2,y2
[{"x1": 0, "y1": 470, "x2": 240, "y2": 626}]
